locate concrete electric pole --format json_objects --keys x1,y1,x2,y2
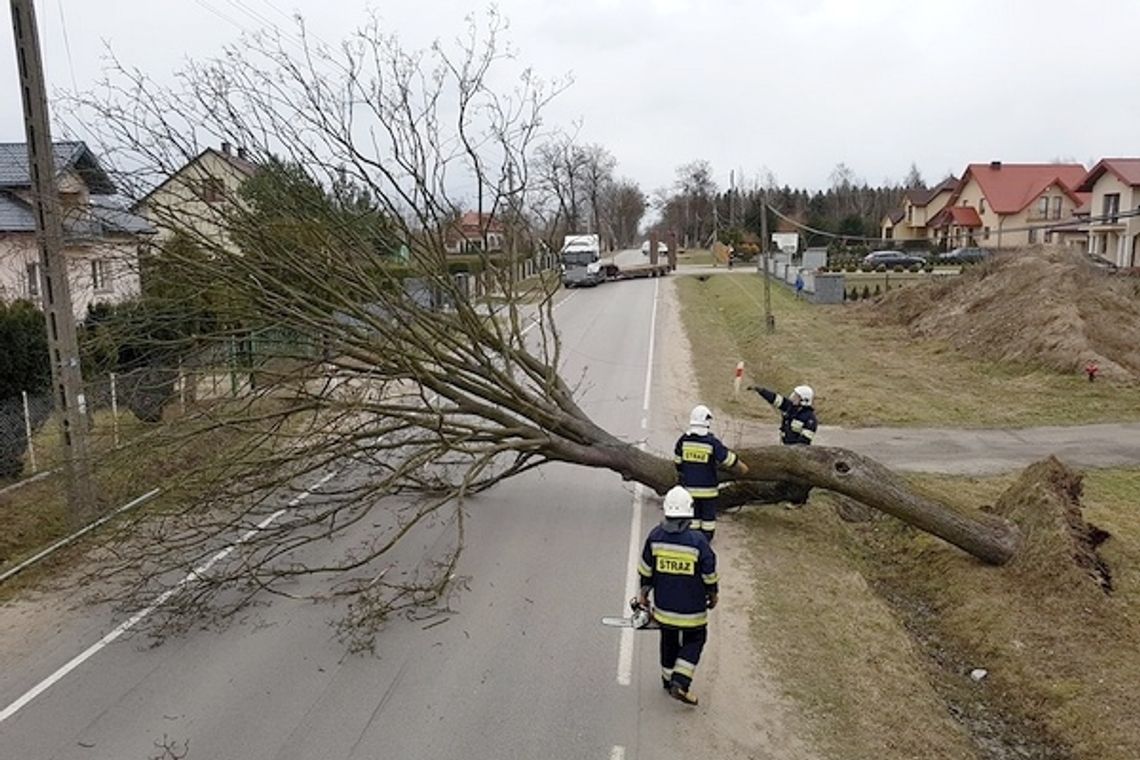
[{"x1": 10, "y1": 0, "x2": 96, "y2": 522}]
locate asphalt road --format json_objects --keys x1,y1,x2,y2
[{"x1": 0, "y1": 250, "x2": 691, "y2": 759}]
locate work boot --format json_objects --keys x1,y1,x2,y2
[
  {"x1": 669, "y1": 684, "x2": 699, "y2": 706},
  {"x1": 662, "y1": 677, "x2": 671, "y2": 691}
]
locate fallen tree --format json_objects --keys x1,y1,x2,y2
[{"x1": 62, "y1": 11, "x2": 1019, "y2": 639}]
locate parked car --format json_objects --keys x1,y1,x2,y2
[
  {"x1": 862, "y1": 250, "x2": 926, "y2": 267},
  {"x1": 938, "y1": 247, "x2": 992, "y2": 265}
]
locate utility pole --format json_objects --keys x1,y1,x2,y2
[
  {"x1": 728, "y1": 170, "x2": 735, "y2": 230},
  {"x1": 760, "y1": 191, "x2": 774, "y2": 333},
  {"x1": 10, "y1": 0, "x2": 95, "y2": 523}
]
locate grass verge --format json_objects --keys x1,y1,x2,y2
[{"x1": 675, "y1": 273, "x2": 1140, "y2": 427}]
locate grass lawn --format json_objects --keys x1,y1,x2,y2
[
  {"x1": 737, "y1": 467, "x2": 1140, "y2": 759},
  {"x1": 676, "y1": 247, "x2": 715, "y2": 266},
  {"x1": 0, "y1": 402, "x2": 284, "y2": 602},
  {"x1": 675, "y1": 273, "x2": 1140, "y2": 427}
]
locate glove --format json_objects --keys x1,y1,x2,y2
[
  {"x1": 746, "y1": 385, "x2": 761, "y2": 393},
  {"x1": 707, "y1": 593, "x2": 718, "y2": 610}
]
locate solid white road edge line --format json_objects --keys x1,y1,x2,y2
[
  {"x1": 617, "y1": 277, "x2": 660, "y2": 686},
  {"x1": 520, "y1": 290, "x2": 577, "y2": 337},
  {"x1": 0, "y1": 470, "x2": 338, "y2": 726}
]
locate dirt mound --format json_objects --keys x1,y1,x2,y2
[
  {"x1": 868, "y1": 248, "x2": 1140, "y2": 380},
  {"x1": 989, "y1": 457, "x2": 1111, "y2": 593}
]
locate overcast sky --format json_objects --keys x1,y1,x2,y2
[{"x1": 3, "y1": 0, "x2": 1139, "y2": 194}]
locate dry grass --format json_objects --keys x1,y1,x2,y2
[
  {"x1": 675, "y1": 273, "x2": 1140, "y2": 427},
  {"x1": 872, "y1": 248, "x2": 1140, "y2": 380},
  {"x1": 733, "y1": 505, "x2": 976, "y2": 760},
  {"x1": 0, "y1": 406, "x2": 271, "y2": 602},
  {"x1": 848, "y1": 467, "x2": 1140, "y2": 760},
  {"x1": 677, "y1": 247, "x2": 715, "y2": 266}
]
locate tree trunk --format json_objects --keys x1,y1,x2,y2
[{"x1": 551, "y1": 437, "x2": 1021, "y2": 566}]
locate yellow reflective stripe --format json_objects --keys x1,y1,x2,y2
[
  {"x1": 661, "y1": 667, "x2": 673, "y2": 678},
  {"x1": 723, "y1": 451, "x2": 737, "y2": 467},
  {"x1": 652, "y1": 609, "x2": 708, "y2": 628},
  {"x1": 790, "y1": 420, "x2": 805, "y2": 432},
  {"x1": 801, "y1": 428, "x2": 816, "y2": 440},
  {"x1": 673, "y1": 456, "x2": 683, "y2": 464},
  {"x1": 772, "y1": 393, "x2": 785, "y2": 407},
  {"x1": 673, "y1": 658, "x2": 696, "y2": 678},
  {"x1": 699, "y1": 520, "x2": 716, "y2": 531},
  {"x1": 655, "y1": 548, "x2": 699, "y2": 564},
  {"x1": 684, "y1": 486, "x2": 719, "y2": 498},
  {"x1": 638, "y1": 558, "x2": 652, "y2": 577},
  {"x1": 651, "y1": 542, "x2": 699, "y2": 558},
  {"x1": 702, "y1": 572, "x2": 719, "y2": 584}
]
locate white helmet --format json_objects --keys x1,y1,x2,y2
[
  {"x1": 688, "y1": 404, "x2": 713, "y2": 434},
  {"x1": 663, "y1": 486, "x2": 695, "y2": 519},
  {"x1": 792, "y1": 385, "x2": 814, "y2": 405}
]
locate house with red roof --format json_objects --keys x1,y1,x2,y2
[
  {"x1": 880, "y1": 176, "x2": 957, "y2": 242},
  {"x1": 444, "y1": 211, "x2": 505, "y2": 254},
  {"x1": 927, "y1": 161, "x2": 1089, "y2": 250},
  {"x1": 1076, "y1": 158, "x2": 1140, "y2": 268}
]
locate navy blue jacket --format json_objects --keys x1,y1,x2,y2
[
  {"x1": 754, "y1": 388, "x2": 817, "y2": 445},
  {"x1": 638, "y1": 520, "x2": 718, "y2": 628},
  {"x1": 673, "y1": 432, "x2": 738, "y2": 499}
]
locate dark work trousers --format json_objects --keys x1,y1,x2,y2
[
  {"x1": 693, "y1": 496, "x2": 719, "y2": 542},
  {"x1": 659, "y1": 624, "x2": 708, "y2": 691}
]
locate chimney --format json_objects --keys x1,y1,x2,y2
[
  {"x1": 990, "y1": 161, "x2": 1002, "y2": 170},
  {"x1": 221, "y1": 141, "x2": 232, "y2": 156},
  {"x1": 237, "y1": 146, "x2": 247, "y2": 160}
]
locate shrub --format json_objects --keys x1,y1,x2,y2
[
  {"x1": 0, "y1": 300, "x2": 51, "y2": 479},
  {"x1": 875, "y1": 264, "x2": 887, "y2": 272},
  {"x1": 893, "y1": 265, "x2": 905, "y2": 273},
  {"x1": 908, "y1": 263, "x2": 921, "y2": 273}
]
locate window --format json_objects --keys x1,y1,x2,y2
[
  {"x1": 1028, "y1": 227, "x2": 1038, "y2": 244},
  {"x1": 1036, "y1": 197, "x2": 1049, "y2": 219},
  {"x1": 906, "y1": 205, "x2": 914, "y2": 224},
  {"x1": 26, "y1": 261, "x2": 40, "y2": 297},
  {"x1": 983, "y1": 226, "x2": 991, "y2": 240},
  {"x1": 198, "y1": 178, "x2": 226, "y2": 204},
  {"x1": 979, "y1": 197, "x2": 986, "y2": 214},
  {"x1": 1044, "y1": 231, "x2": 1053, "y2": 244},
  {"x1": 91, "y1": 259, "x2": 112, "y2": 293},
  {"x1": 1051, "y1": 196, "x2": 1062, "y2": 220},
  {"x1": 1104, "y1": 193, "x2": 1121, "y2": 223}
]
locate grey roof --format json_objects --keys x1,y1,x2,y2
[
  {"x1": 0, "y1": 191, "x2": 35, "y2": 231},
  {"x1": 0, "y1": 189, "x2": 153, "y2": 236},
  {"x1": 0, "y1": 141, "x2": 117, "y2": 194}
]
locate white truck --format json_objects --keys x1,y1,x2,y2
[{"x1": 560, "y1": 234, "x2": 603, "y2": 287}]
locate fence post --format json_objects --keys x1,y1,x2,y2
[
  {"x1": 22, "y1": 390, "x2": 37, "y2": 473},
  {"x1": 109, "y1": 372, "x2": 120, "y2": 447},
  {"x1": 178, "y1": 362, "x2": 186, "y2": 413}
]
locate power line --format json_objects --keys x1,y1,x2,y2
[
  {"x1": 55, "y1": 0, "x2": 78, "y2": 91},
  {"x1": 764, "y1": 202, "x2": 1140, "y2": 244}
]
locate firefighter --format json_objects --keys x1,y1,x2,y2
[
  {"x1": 637, "y1": 486, "x2": 718, "y2": 706},
  {"x1": 674, "y1": 404, "x2": 748, "y2": 542},
  {"x1": 747, "y1": 384, "x2": 818, "y2": 506}
]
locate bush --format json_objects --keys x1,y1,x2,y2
[
  {"x1": 923, "y1": 262, "x2": 934, "y2": 273},
  {"x1": 875, "y1": 264, "x2": 887, "y2": 272},
  {"x1": 0, "y1": 300, "x2": 51, "y2": 479},
  {"x1": 893, "y1": 265, "x2": 905, "y2": 273},
  {"x1": 908, "y1": 263, "x2": 922, "y2": 273}
]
